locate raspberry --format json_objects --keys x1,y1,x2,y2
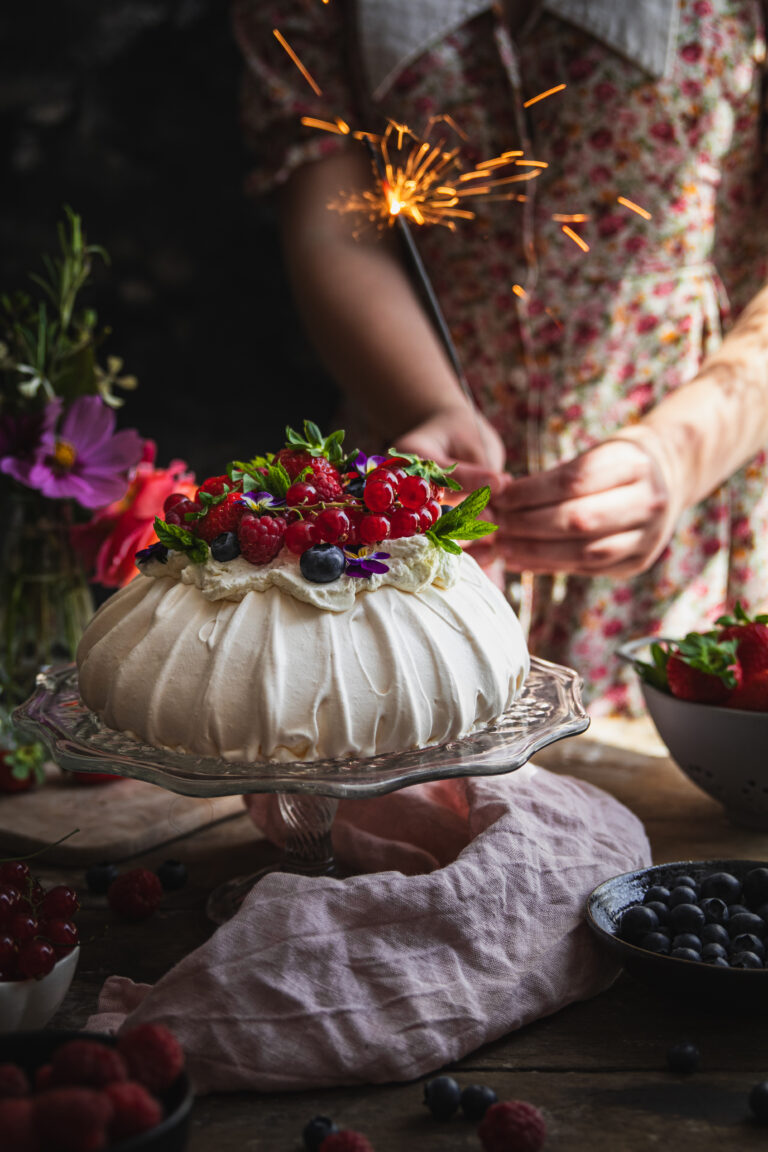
[
  {"x1": 319, "y1": 1132, "x2": 375, "y2": 1152},
  {"x1": 0, "y1": 1063, "x2": 30, "y2": 1097},
  {"x1": 50, "y1": 1039, "x2": 128, "y2": 1089},
  {"x1": 107, "y1": 869, "x2": 163, "y2": 922},
  {"x1": 238, "y1": 513, "x2": 287, "y2": 565},
  {"x1": 275, "y1": 450, "x2": 344, "y2": 500},
  {"x1": 34, "y1": 1087, "x2": 113, "y2": 1152},
  {"x1": 195, "y1": 492, "x2": 246, "y2": 543},
  {"x1": 34, "y1": 1065, "x2": 53, "y2": 1092},
  {"x1": 0, "y1": 1097, "x2": 38, "y2": 1152},
  {"x1": 196, "y1": 474, "x2": 234, "y2": 499},
  {"x1": 478, "y1": 1100, "x2": 547, "y2": 1152},
  {"x1": 105, "y1": 1081, "x2": 163, "y2": 1141},
  {"x1": 117, "y1": 1023, "x2": 185, "y2": 1094}
]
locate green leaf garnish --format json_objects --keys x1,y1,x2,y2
[
  {"x1": 153, "y1": 517, "x2": 209, "y2": 564},
  {"x1": 425, "y1": 486, "x2": 497, "y2": 553},
  {"x1": 715, "y1": 600, "x2": 768, "y2": 628},
  {"x1": 285, "y1": 420, "x2": 346, "y2": 464},
  {"x1": 387, "y1": 448, "x2": 462, "y2": 491}
]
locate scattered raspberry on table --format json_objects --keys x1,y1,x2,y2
[{"x1": 478, "y1": 1100, "x2": 547, "y2": 1152}]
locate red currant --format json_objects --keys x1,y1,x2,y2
[
  {"x1": 389, "y1": 508, "x2": 422, "y2": 539},
  {"x1": 164, "y1": 512, "x2": 183, "y2": 525},
  {"x1": 364, "y1": 479, "x2": 396, "y2": 513},
  {"x1": 285, "y1": 519, "x2": 320, "y2": 555},
  {"x1": 345, "y1": 507, "x2": 364, "y2": 549},
  {"x1": 359, "y1": 515, "x2": 391, "y2": 545},
  {"x1": 398, "y1": 474, "x2": 432, "y2": 509},
  {"x1": 39, "y1": 886, "x2": 79, "y2": 920},
  {"x1": 316, "y1": 508, "x2": 350, "y2": 544},
  {"x1": 286, "y1": 482, "x2": 318, "y2": 506},
  {"x1": 419, "y1": 499, "x2": 442, "y2": 530},
  {"x1": 0, "y1": 862, "x2": 29, "y2": 886},
  {"x1": 8, "y1": 913, "x2": 38, "y2": 943},
  {"x1": 0, "y1": 934, "x2": 17, "y2": 973},
  {"x1": 17, "y1": 939, "x2": 56, "y2": 980},
  {"x1": 163, "y1": 492, "x2": 190, "y2": 515},
  {"x1": 42, "y1": 919, "x2": 79, "y2": 957},
  {"x1": 0, "y1": 886, "x2": 22, "y2": 926}
]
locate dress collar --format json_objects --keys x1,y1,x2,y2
[{"x1": 357, "y1": 0, "x2": 680, "y2": 100}]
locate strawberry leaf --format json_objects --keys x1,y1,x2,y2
[
  {"x1": 284, "y1": 421, "x2": 346, "y2": 464},
  {"x1": 388, "y1": 448, "x2": 462, "y2": 491}
]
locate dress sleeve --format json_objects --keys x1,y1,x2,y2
[{"x1": 232, "y1": 0, "x2": 362, "y2": 194}]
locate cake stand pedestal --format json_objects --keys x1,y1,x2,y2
[{"x1": 14, "y1": 658, "x2": 589, "y2": 922}]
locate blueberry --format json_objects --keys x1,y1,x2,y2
[
  {"x1": 743, "y1": 868, "x2": 768, "y2": 909},
  {"x1": 699, "y1": 897, "x2": 729, "y2": 925},
  {"x1": 731, "y1": 951, "x2": 763, "y2": 969},
  {"x1": 345, "y1": 477, "x2": 366, "y2": 499},
  {"x1": 728, "y1": 904, "x2": 751, "y2": 918},
  {"x1": 728, "y1": 912, "x2": 765, "y2": 939},
  {"x1": 667, "y1": 1042, "x2": 700, "y2": 1073},
  {"x1": 302, "y1": 1116, "x2": 338, "y2": 1151},
  {"x1": 701, "y1": 923, "x2": 730, "y2": 947},
  {"x1": 644, "y1": 885, "x2": 671, "y2": 904},
  {"x1": 749, "y1": 1081, "x2": 768, "y2": 1123},
  {"x1": 424, "y1": 1075, "x2": 461, "y2": 1120},
  {"x1": 700, "y1": 872, "x2": 741, "y2": 903},
  {"x1": 619, "y1": 904, "x2": 660, "y2": 941},
  {"x1": 85, "y1": 861, "x2": 119, "y2": 894},
  {"x1": 668, "y1": 903, "x2": 705, "y2": 935},
  {"x1": 210, "y1": 532, "x2": 240, "y2": 562},
  {"x1": 671, "y1": 934, "x2": 701, "y2": 953},
  {"x1": 668, "y1": 886, "x2": 698, "y2": 908},
  {"x1": 644, "y1": 901, "x2": 669, "y2": 924},
  {"x1": 156, "y1": 859, "x2": 188, "y2": 891},
  {"x1": 730, "y1": 933, "x2": 765, "y2": 959},
  {"x1": 671, "y1": 947, "x2": 701, "y2": 962},
  {"x1": 640, "y1": 931, "x2": 671, "y2": 955},
  {"x1": 670, "y1": 875, "x2": 699, "y2": 893},
  {"x1": 701, "y1": 942, "x2": 728, "y2": 962},
  {"x1": 300, "y1": 544, "x2": 346, "y2": 583},
  {"x1": 709, "y1": 956, "x2": 730, "y2": 968},
  {"x1": 460, "y1": 1084, "x2": 498, "y2": 1121}
]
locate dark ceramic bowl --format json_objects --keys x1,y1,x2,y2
[
  {"x1": 618, "y1": 637, "x2": 768, "y2": 829},
  {"x1": 0, "y1": 1030, "x2": 193, "y2": 1151},
  {"x1": 586, "y1": 859, "x2": 768, "y2": 1005}
]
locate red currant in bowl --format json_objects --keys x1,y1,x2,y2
[{"x1": 0, "y1": 946, "x2": 80, "y2": 1032}]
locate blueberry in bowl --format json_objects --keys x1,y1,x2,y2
[{"x1": 586, "y1": 859, "x2": 768, "y2": 1006}]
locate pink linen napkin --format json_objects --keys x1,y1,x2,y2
[{"x1": 87, "y1": 763, "x2": 650, "y2": 1093}]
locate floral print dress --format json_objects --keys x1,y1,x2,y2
[{"x1": 234, "y1": 0, "x2": 768, "y2": 715}]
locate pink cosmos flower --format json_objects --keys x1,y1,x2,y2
[
  {"x1": 71, "y1": 441, "x2": 197, "y2": 587},
  {"x1": 2, "y1": 395, "x2": 143, "y2": 509}
]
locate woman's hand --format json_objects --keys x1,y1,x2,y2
[
  {"x1": 490, "y1": 430, "x2": 680, "y2": 578},
  {"x1": 394, "y1": 405, "x2": 510, "y2": 495}
]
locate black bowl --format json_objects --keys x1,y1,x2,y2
[
  {"x1": 0, "y1": 1030, "x2": 193, "y2": 1151},
  {"x1": 586, "y1": 859, "x2": 768, "y2": 1006}
]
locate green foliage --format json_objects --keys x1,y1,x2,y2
[
  {"x1": 388, "y1": 447, "x2": 462, "y2": 491},
  {"x1": 153, "y1": 517, "x2": 209, "y2": 564},
  {"x1": 426, "y1": 486, "x2": 497, "y2": 554}
]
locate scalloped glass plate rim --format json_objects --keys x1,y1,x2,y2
[{"x1": 13, "y1": 657, "x2": 588, "y2": 799}]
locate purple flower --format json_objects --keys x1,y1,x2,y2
[
  {"x1": 351, "y1": 450, "x2": 387, "y2": 477},
  {"x1": 1, "y1": 394, "x2": 144, "y2": 508},
  {"x1": 238, "y1": 489, "x2": 286, "y2": 513},
  {"x1": 136, "y1": 542, "x2": 169, "y2": 564},
  {"x1": 0, "y1": 399, "x2": 63, "y2": 480},
  {"x1": 344, "y1": 548, "x2": 391, "y2": 578}
]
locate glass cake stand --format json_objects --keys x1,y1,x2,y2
[{"x1": 13, "y1": 658, "x2": 589, "y2": 921}]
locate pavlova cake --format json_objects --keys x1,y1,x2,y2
[{"x1": 76, "y1": 422, "x2": 529, "y2": 763}]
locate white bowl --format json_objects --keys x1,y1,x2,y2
[{"x1": 0, "y1": 947, "x2": 79, "y2": 1033}]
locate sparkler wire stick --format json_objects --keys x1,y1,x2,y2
[{"x1": 363, "y1": 139, "x2": 474, "y2": 403}]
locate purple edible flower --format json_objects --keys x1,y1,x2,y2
[
  {"x1": 344, "y1": 548, "x2": 391, "y2": 578},
  {"x1": 351, "y1": 450, "x2": 387, "y2": 477},
  {"x1": 238, "y1": 489, "x2": 286, "y2": 513},
  {"x1": 1, "y1": 394, "x2": 143, "y2": 508},
  {"x1": 136, "y1": 541, "x2": 169, "y2": 564}
]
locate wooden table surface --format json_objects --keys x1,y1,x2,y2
[{"x1": 19, "y1": 717, "x2": 768, "y2": 1151}]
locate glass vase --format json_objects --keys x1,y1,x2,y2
[{"x1": 0, "y1": 484, "x2": 94, "y2": 707}]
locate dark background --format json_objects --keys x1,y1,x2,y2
[{"x1": 0, "y1": 0, "x2": 338, "y2": 480}]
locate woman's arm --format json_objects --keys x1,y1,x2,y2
[{"x1": 492, "y1": 281, "x2": 768, "y2": 577}]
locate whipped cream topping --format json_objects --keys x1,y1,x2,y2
[{"x1": 139, "y1": 535, "x2": 461, "y2": 612}]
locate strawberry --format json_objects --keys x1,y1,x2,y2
[
  {"x1": 194, "y1": 492, "x2": 246, "y2": 544},
  {"x1": 663, "y1": 632, "x2": 742, "y2": 704},
  {"x1": 195, "y1": 474, "x2": 235, "y2": 500},
  {"x1": 716, "y1": 602, "x2": 768, "y2": 680},
  {"x1": 727, "y1": 669, "x2": 768, "y2": 711},
  {"x1": 117, "y1": 1023, "x2": 185, "y2": 1094},
  {"x1": 275, "y1": 420, "x2": 346, "y2": 501}
]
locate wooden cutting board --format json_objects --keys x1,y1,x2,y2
[{"x1": 0, "y1": 765, "x2": 244, "y2": 864}]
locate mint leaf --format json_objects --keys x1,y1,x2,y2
[
  {"x1": 153, "y1": 517, "x2": 208, "y2": 564},
  {"x1": 257, "y1": 461, "x2": 291, "y2": 500},
  {"x1": 227, "y1": 456, "x2": 272, "y2": 484},
  {"x1": 388, "y1": 448, "x2": 462, "y2": 491},
  {"x1": 425, "y1": 486, "x2": 497, "y2": 553}
]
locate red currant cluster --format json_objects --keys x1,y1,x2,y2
[{"x1": 0, "y1": 862, "x2": 79, "y2": 981}]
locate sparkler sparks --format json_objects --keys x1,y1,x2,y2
[
  {"x1": 272, "y1": 29, "x2": 323, "y2": 96},
  {"x1": 617, "y1": 196, "x2": 653, "y2": 220}
]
